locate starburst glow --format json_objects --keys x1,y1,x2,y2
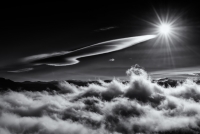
[
  {"x1": 159, "y1": 23, "x2": 171, "y2": 35},
  {"x1": 136, "y1": 9, "x2": 188, "y2": 69},
  {"x1": 152, "y1": 10, "x2": 186, "y2": 44}
]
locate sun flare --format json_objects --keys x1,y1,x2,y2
[{"x1": 159, "y1": 23, "x2": 171, "y2": 35}]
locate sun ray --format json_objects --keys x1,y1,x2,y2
[
  {"x1": 153, "y1": 7, "x2": 162, "y2": 24},
  {"x1": 137, "y1": 8, "x2": 190, "y2": 70}
]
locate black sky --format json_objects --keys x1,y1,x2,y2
[{"x1": 1, "y1": 1, "x2": 200, "y2": 81}]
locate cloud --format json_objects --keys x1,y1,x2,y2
[
  {"x1": 150, "y1": 66, "x2": 200, "y2": 79},
  {"x1": 109, "y1": 58, "x2": 115, "y2": 61},
  {"x1": 2, "y1": 65, "x2": 200, "y2": 133},
  {"x1": 22, "y1": 51, "x2": 70, "y2": 62},
  {"x1": 94, "y1": 27, "x2": 116, "y2": 32},
  {"x1": 23, "y1": 35, "x2": 156, "y2": 66},
  {"x1": 4, "y1": 35, "x2": 156, "y2": 72},
  {"x1": 187, "y1": 73, "x2": 199, "y2": 76},
  {"x1": 7, "y1": 68, "x2": 33, "y2": 73}
]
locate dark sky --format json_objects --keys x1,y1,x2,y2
[{"x1": 1, "y1": 1, "x2": 200, "y2": 81}]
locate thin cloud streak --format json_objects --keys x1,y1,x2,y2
[
  {"x1": 5, "y1": 35, "x2": 156, "y2": 73},
  {"x1": 22, "y1": 35, "x2": 157, "y2": 66},
  {"x1": 94, "y1": 26, "x2": 116, "y2": 32},
  {"x1": 7, "y1": 68, "x2": 33, "y2": 73},
  {"x1": 22, "y1": 51, "x2": 70, "y2": 62},
  {"x1": 150, "y1": 66, "x2": 200, "y2": 79}
]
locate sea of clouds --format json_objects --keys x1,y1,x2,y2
[{"x1": 1, "y1": 65, "x2": 200, "y2": 134}]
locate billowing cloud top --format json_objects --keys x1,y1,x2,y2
[{"x1": 1, "y1": 65, "x2": 200, "y2": 133}]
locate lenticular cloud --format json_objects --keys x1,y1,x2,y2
[{"x1": 1, "y1": 65, "x2": 200, "y2": 134}]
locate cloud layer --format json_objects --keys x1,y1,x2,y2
[{"x1": 1, "y1": 65, "x2": 200, "y2": 133}]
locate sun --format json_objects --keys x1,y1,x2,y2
[
  {"x1": 159, "y1": 23, "x2": 171, "y2": 35},
  {"x1": 136, "y1": 8, "x2": 186, "y2": 44},
  {"x1": 134, "y1": 8, "x2": 188, "y2": 69}
]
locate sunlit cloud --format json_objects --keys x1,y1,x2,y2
[
  {"x1": 5, "y1": 35, "x2": 156, "y2": 72},
  {"x1": 1, "y1": 65, "x2": 200, "y2": 133},
  {"x1": 22, "y1": 51, "x2": 70, "y2": 63}
]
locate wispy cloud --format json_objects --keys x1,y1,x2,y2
[
  {"x1": 150, "y1": 66, "x2": 200, "y2": 79},
  {"x1": 109, "y1": 58, "x2": 115, "y2": 61},
  {"x1": 22, "y1": 51, "x2": 70, "y2": 62},
  {"x1": 94, "y1": 26, "x2": 116, "y2": 32},
  {"x1": 22, "y1": 35, "x2": 156, "y2": 66},
  {"x1": 6, "y1": 35, "x2": 156, "y2": 73},
  {"x1": 7, "y1": 68, "x2": 33, "y2": 73}
]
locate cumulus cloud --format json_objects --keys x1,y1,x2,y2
[{"x1": 1, "y1": 65, "x2": 200, "y2": 133}]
